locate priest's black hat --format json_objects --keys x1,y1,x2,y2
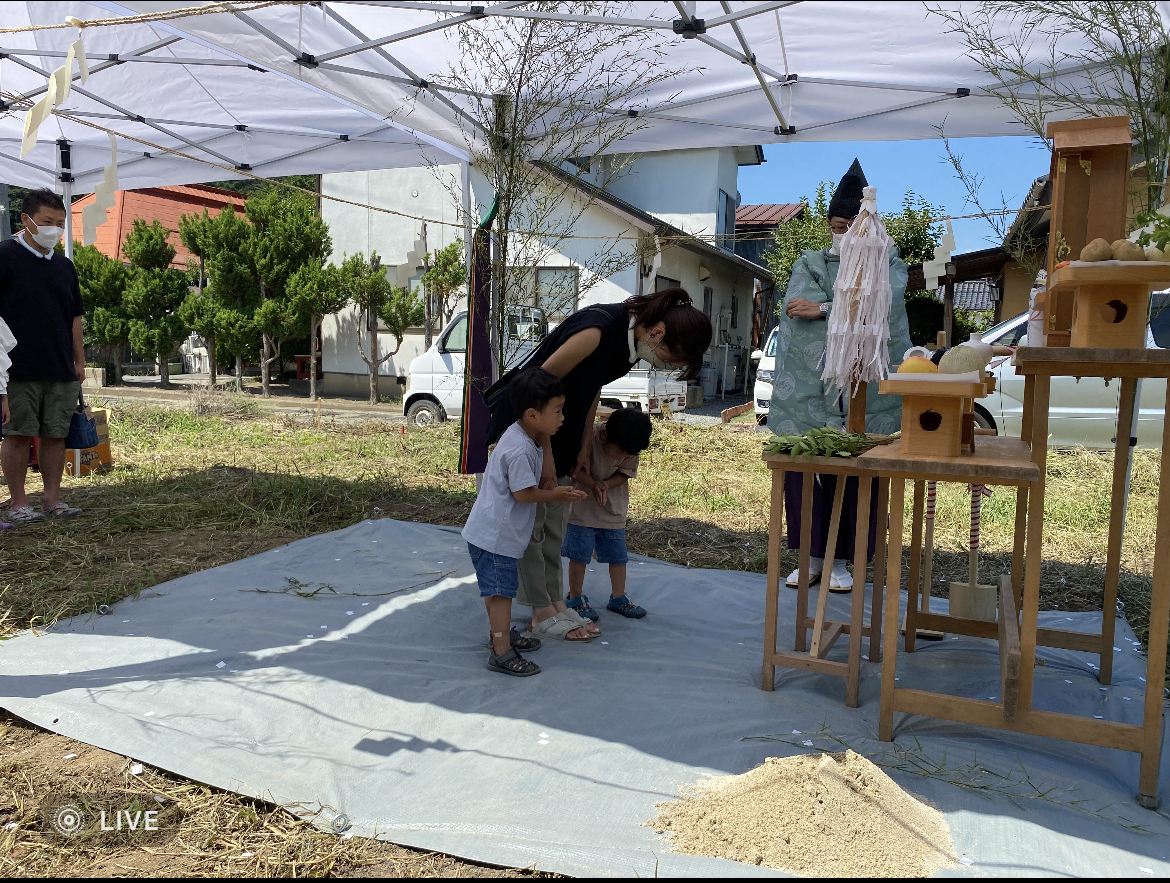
[{"x1": 827, "y1": 158, "x2": 868, "y2": 220}]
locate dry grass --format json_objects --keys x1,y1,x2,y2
[{"x1": 0, "y1": 403, "x2": 1163, "y2": 876}]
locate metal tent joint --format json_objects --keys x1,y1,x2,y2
[
  {"x1": 235, "y1": 124, "x2": 248, "y2": 132},
  {"x1": 956, "y1": 87, "x2": 970, "y2": 97},
  {"x1": 774, "y1": 125, "x2": 795, "y2": 135},
  {"x1": 297, "y1": 52, "x2": 319, "y2": 69},
  {"x1": 339, "y1": 134, "x2": 350, "y2": 141},
  {"x1": 673, "y1": 18, "x2": 706, "y2": 38},
  {"x1": 236, "y1": 163, "x2": 252, "y2": 170}
]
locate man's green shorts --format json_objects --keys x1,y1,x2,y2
[{"x1": 4, "y1": 380, "x2": 81, "y2": 439}]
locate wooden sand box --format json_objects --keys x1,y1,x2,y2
[{"x1": 650, "y1": 750, "x2": 956, "y2": 877}]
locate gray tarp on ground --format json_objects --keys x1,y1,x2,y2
[{"x1": 1, "y1": 518, "x2": 1168, "y2": 877}]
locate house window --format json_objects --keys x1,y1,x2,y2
[
  {"x1": 655, "y1": 274, "x2": 680, "y2": 292},
  {"x1": 703, "y1": 286, "x2": 713, "y2": 318},
  {"x1": 730, "y1": 294, "x2": 739, "y2": 328},
  {"x1": 717, "y1": 190, "x2": 736, "y2": 252},
  {"x1": 535, "y1": 267, "x2": 578, "y2": 322}
]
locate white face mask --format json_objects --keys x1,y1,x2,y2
[
  {"x1": 830, "y1": 232, "x2": 845, "y2": 254},
  {"x1": 27, "y1": 223, "x2": 63, "y2": 250},
  {"x1": 636, "y1": 339, "x2": 672, "y2": 370}
]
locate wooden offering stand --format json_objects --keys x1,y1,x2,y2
[
  {"x1": 1012, "y1": 347, "x2": 1170, "y2": 808},
  {"x1": 1049, "y1": 262, "x2": 1170, "y2": 349},
  {"x1": 761, "y1": 383, "x2": 887, "y2": 708},
  {"x1": 1041, "y1": 116, "x2": 1133, "y2": 346},
  {"x1": 878, "y1": 377, "x2": 988, "y2": 458}
]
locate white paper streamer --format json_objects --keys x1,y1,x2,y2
[
  {"x1": 821, "y1": 186, "x2": 894, "y2": 398},
  {"x1": 82, "y1": 132, "x2": 119, "y2": 246},
  {"x1": 20, "y1": 25, "x2": 88, "y2": 158}
]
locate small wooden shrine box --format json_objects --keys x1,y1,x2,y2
[
  {"x1": 1050, "y1": 262, "x2": 1170, "y2": 349},
  {"x1": 879, "y1": 378, "x2": 987, "y2": 459},
  {"x1": 1044, "y1": 116, "x2": 1132, "y2": 346}
]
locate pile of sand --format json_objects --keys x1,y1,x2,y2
[{"x1": 650, "y1": 750, "x2": 956, "y2": 877}]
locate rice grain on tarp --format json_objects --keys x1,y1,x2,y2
[{"x1": 650, "y1": 750, "x2": 956, "y2": 877}]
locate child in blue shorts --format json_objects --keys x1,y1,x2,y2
[
  {"x1": 563, "y1": 408, "x2": 653, "y2": 622},
  {"x1": 462, "y1": 368, "x2": 586, "y2": 676}
]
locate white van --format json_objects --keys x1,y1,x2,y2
[{"x1": 403, "y1": 310, "x2": 688, "y2": 426}]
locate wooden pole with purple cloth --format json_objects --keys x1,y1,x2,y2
[{"x1": 459, "y1": 196, "x2": 499, "y2": 475}]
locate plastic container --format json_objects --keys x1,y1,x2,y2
[{"x1": 699, "y1": 364, "x2": 717, "y2": 398}]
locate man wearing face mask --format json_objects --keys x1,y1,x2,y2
[
  {"x1": 0, "y1": 189, "x2": 86, "y2": 524},
  {"x1": 769, "y1": 159, "x2": 912, "y2": 590}
]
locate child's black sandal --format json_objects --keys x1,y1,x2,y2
[{"x1": 487, "y1": 647, "x2": 541, "y2": 677}]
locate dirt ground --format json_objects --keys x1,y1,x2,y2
[{"x1": 0, "y1": 716, "x2": 546, "y2": 878}]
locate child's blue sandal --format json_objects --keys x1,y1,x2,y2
[
  {"x1": 566, "y1": 594, "x2": 600, "y2": 622},
  {"x1": 607, "y1": 595, "x2": 646, "y2": 618}
]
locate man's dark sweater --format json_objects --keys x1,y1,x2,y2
[{"x1": 0, "y1": 237, "x2": 84, "y2": 382}]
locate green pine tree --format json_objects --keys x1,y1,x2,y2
[{"x1": 121, "y1": 220, "x2": 190, "y2": 390}]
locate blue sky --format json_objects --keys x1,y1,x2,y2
[{"x1": 737, "y1": 136, "x2": 1052, "y2": 254}]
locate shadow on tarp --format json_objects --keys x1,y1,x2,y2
[{"x1": 1, "y1": 517, "x2": 1168, "y2": 877}]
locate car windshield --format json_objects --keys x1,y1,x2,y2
[
  {"x1": 443, "y1": 316, "x2": 468, "y2": 352},
  {"x1": 764, "y1": 328, "x2": 778, "y2": 357},
  {"x1": 982, "y1": 314, "x2": 1027, "y2": 348}
]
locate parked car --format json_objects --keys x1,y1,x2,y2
[
  {"x1": 979, "y1": 296, "x2": 1167, "y2": 449},
  {"x1": 751, "y1": 326, "x2": 778, "y2": 422},
  {"x1": 403, "y1": 310, "x2": 687, "y2": 426}
]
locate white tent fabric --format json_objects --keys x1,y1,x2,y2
[{"x1": 0, "y1": 1, "x2": 1131, "y2": 194}]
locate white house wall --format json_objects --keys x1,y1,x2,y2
[
  {"x1": 604, "y1": 147, "x2": 740, "y2": 240},
  {"x1": 321, "y1": 163, "x2": 468, "y2": 395}
]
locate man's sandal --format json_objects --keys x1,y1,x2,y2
[
  {"x1": 43, "y1": 502, "x2": 82, "y2": 518},
  {"x1": 486, "y1": 647, "x2": 540, "y2": 677},
  {"x1": 560, "y1": 606, "x2": 601, "y2": 637},
  {"x1": 529, "y1": 613, "x2": 592, "y2": 643},
  {"x1": 7, "y1": 506, "x2": 43, "y2": 525},
  {"x1": 486, "y1": 627, "x2": 541, "y2": 653}
]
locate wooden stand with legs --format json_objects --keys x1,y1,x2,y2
[
  {"x1": 858, "y1": 347, "x2": 1170, "y2": 809},
  {"x1": 761, "y1": 446, "x2": 888, "y2": 708}
]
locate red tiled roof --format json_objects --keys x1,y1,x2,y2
[
  {"x1": 154, "y1": 183, "x2": 249, "y2": 207},
  {"x1": 735, "y1": 203, "x2": 804, "y2": 227}
]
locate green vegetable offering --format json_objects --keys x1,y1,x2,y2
[{"x1": 763, "y1": 427, "x2": 893, "y2": 459}]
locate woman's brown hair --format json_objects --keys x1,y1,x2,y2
[{"x1": 623, "y1": 288, "x2": 713, "y2": 381}]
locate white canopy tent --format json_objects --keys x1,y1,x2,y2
[{"x1": 0, "y1": 1, "x2": 1127, "y2": 197}]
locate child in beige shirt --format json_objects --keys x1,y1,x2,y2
[{"x1": 562, "y1": 408, "x2": 653, "y2": 621}]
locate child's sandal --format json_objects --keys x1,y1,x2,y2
[
  {"x1": 607, "y1": 595, "x2": 646, "y2": 619},
  {"x1": 486, "y1": 647, "x2": 540, "y2": 677},
  {"x1": 566, "y1": 594, "x2": 600, "y2": 622},
  {"x1": 486, "y1": 627, "x2": 541, "y2": 653}
]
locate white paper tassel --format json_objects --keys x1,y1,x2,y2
[
  {"x1": 82, "y1": 132, "x2": 119, "y2": 245},
  {"x1": 821, "y1": 185, "x2": 894, "y2": 399}
]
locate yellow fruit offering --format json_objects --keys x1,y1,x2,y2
[{"x1": 897, "y1": 356, "x2": 938, "y2": 374}]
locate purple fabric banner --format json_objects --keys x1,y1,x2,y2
[{"x1": 459, "y1": 203, "x2": 496, "y2": 474}]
